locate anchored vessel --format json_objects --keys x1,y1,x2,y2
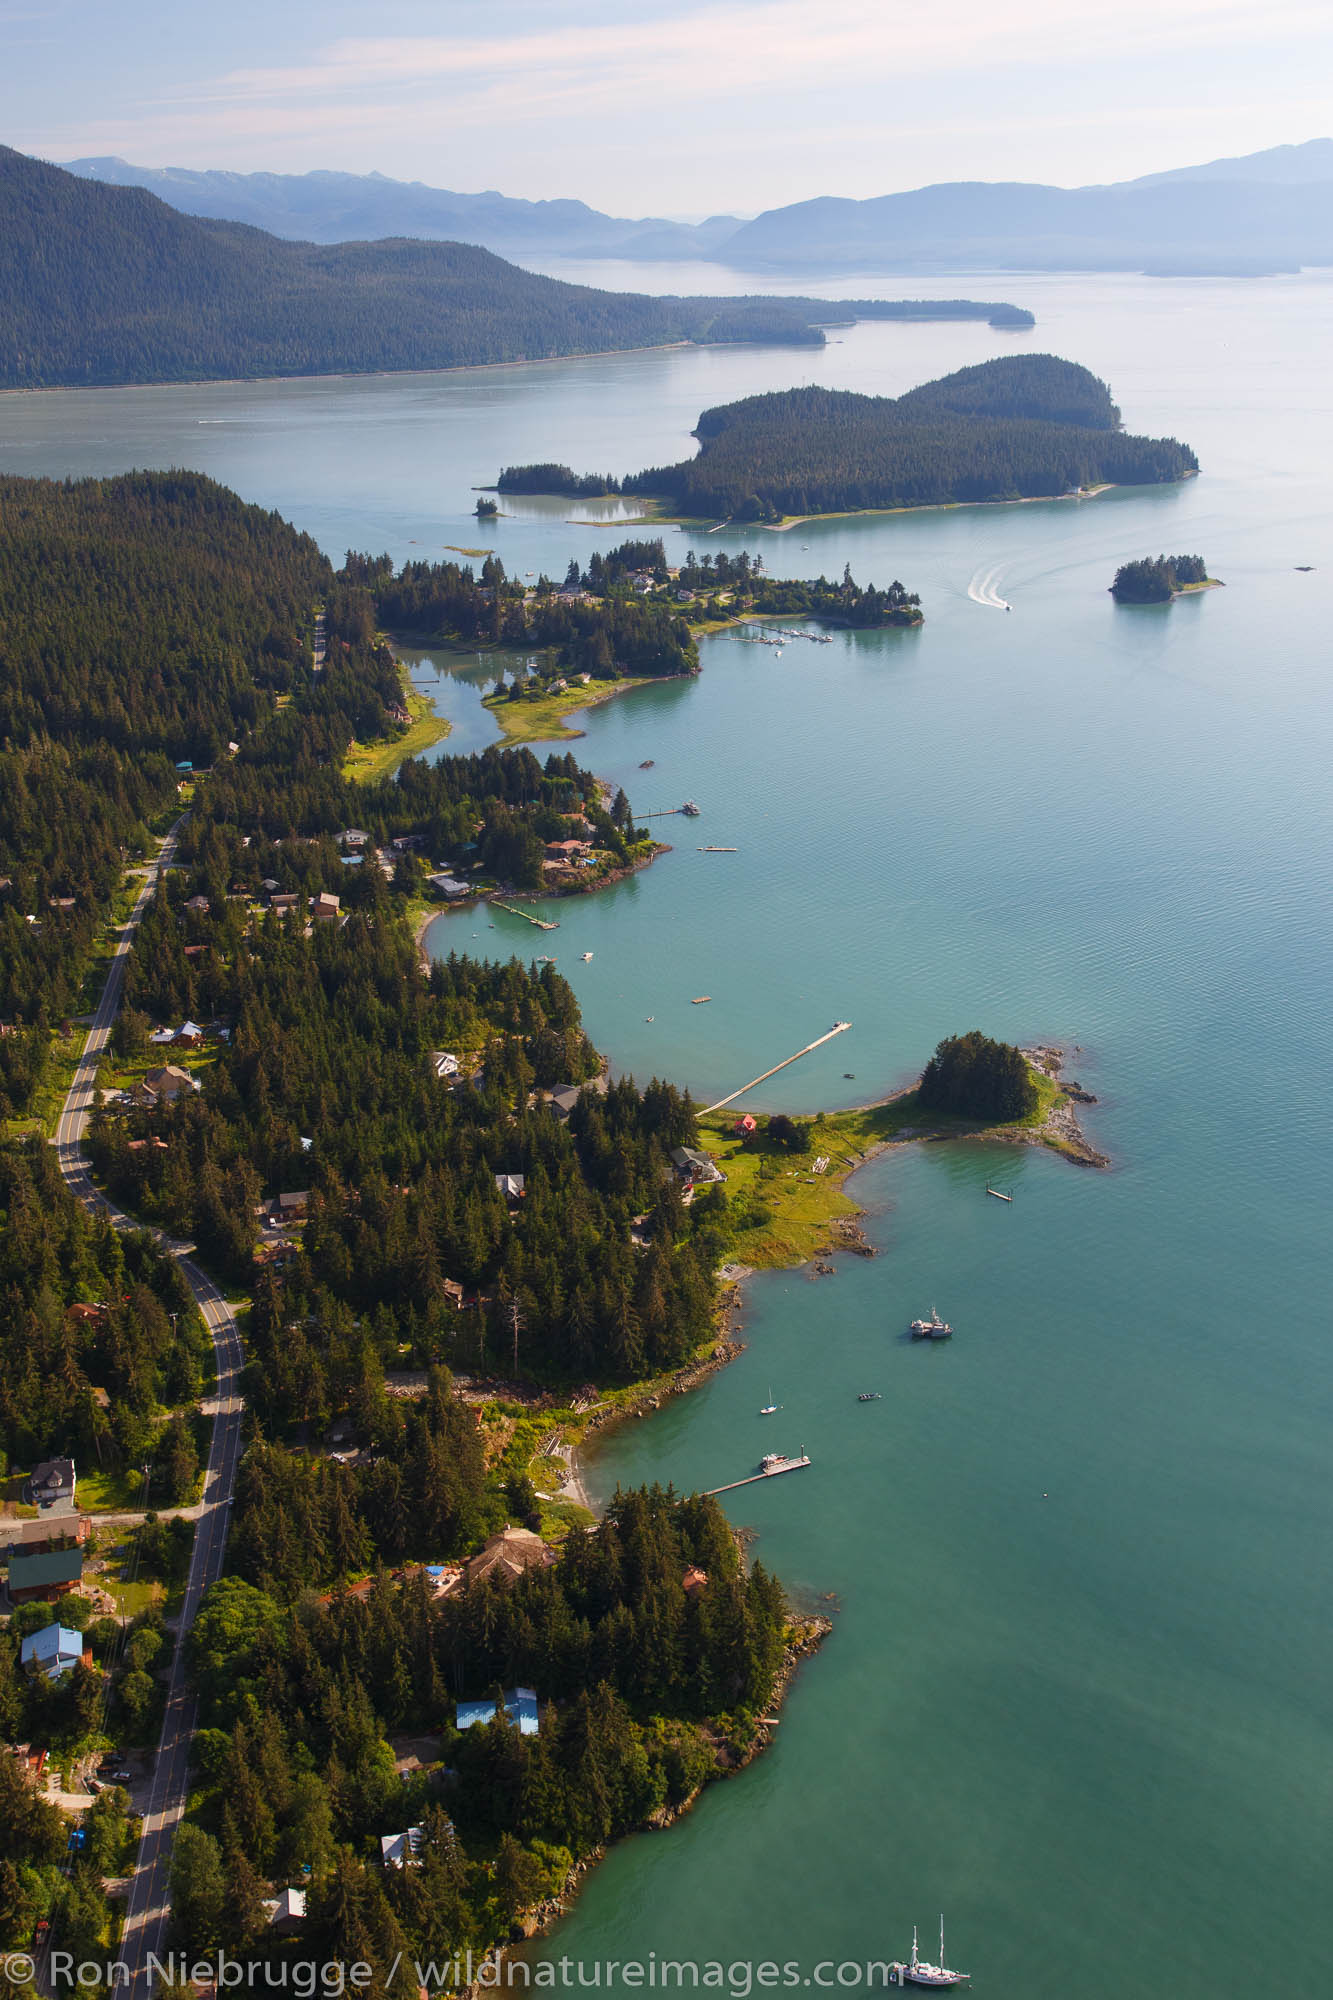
[
  {"x1": 889, "y1": 1920, "x2": 969, "y2": 1988},
  {"x1": 909, "y1": 1309, "x2": 953, "y2": 1341},
  {"x1": 857, "y1": 1391, "x2": 882, "y2": 1402}
]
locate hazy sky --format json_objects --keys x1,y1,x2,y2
[{"x1": 6, "y1": 0, "x2": 1331, "y2": 213}]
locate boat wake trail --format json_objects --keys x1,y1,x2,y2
[{"x1": 967, "y1": 563, "x2": 1011, "y2": 611}]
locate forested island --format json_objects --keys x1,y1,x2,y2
[
  {"x1": 1110, "y1": 554, "x2": 1217, "y2": 601},
  {"x1": 0, "y1": 147, "x2": 1032, "y2": 389},
  {"x1": 505, "y1": 355, "x2": 1198, "y2": 520}
]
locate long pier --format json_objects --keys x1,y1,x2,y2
[
  {"x1": 489, "y1": 899, "x2": 559, "y2": 931},
  {"x1": 706, "y1": 1454, "x2": 811, "y2": 1496},
  {"x1": 703, "y1": 1021, "x2": 851, "y2": 1114}
]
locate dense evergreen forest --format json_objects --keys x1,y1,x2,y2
[
  {"x1": 496, "y1": 357, "x2": 1198, "y2": 519},
  {"x1": 0, "y1": 1139, "x2": 209, "y2": 1470},
  {"x1": 1110, "y1": 554, "x2": 1210, "y2": 601},
  {"x1": 0, "y1": 469, "x2": 394, "y2": 1109},
  {"x1": 917, "y1": 1031, "x2": 1039, "y2": 1122},
  {"x1": 0, "y1": 148, "x2": 1031, "y2": 389},
  {"x1": 623, "y1": 359, "x2": 1198, "y2": 518},
  {"x1": 168, "y1": 1487, "x2": 788, "y2": 1973}
]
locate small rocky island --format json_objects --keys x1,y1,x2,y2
[{"x1": 1110, "y1": 554, "x2": 1220, "y2": 602}]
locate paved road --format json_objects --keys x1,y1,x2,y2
[{"x1": 51, "y1": 816, "x2": 246, "y2": 1988}]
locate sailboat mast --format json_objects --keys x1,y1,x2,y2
[{"x1": 939, "y1": 1917, "x2": 945, "y2": 1967}]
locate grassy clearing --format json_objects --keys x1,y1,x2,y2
[
  {"x1": 344, "y1": 683, "x2": 451, "y2": 782},
  {"x1": 481, "y1": 677, "x2": 656, "y2": 745},
  {"x1": 77, "y1": 1467, "x2": 153, "y2": 1515},
  {"x1": 695, "y1": 1069, "x2": 1067, "y2": 1270}
]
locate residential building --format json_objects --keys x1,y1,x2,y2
[
  {"x1": 137, "y1": 1065, "x2": 198, "y2": 1106},
  {"x1": 380, "y1": 1828, "x2": 424, "y2": 1870},
  {"x1": 464, "y1": 1525, "x2": 554, "y2": 1589},
  {"x1": 495, "y1": 1173, "x2": 525, "y2": 1201},
  {"x1": 19, "y1": 1625, "x2": 84, "y2": 1680},
  {"x1": 24, "y1": 1458, "x2": 76, "y2": 1508},
  {"x1": 455, "y1": 1687, "x2": 540, "y2": 1736},
  {"x1": 6, "y1": 1544, "x2": 83, "y2": 1604},
  {"x1": 670, "y1": 1146, "x2": 725, "y2": 1185},
  {"x1": 310, "y1": 892, "x2": 341, "y2": 922},
  {"x1": 429, "y1": 1051, "x2": 460, "y2": 1080}
]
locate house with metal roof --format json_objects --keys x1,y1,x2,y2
[
  {"x1": 7, "y1": 1543, "x2": 83, "y2": 1603},
  {"x1": 380, "y1": 1827, "x2": 424, "y2": 1869},
  {"x1": 455, "y1": 1687, "x2": 540, "y2": 1736},
  {"x1": 20, "y1": 1625, "x2": 84, "y2": 1680}
]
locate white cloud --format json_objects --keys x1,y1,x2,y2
[{"x1": 15, "y1": 0, "x2": 1333, "y2": 205}]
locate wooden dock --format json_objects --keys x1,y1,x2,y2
[
  {"x1": 706, "y1": 1454, "x2": 811, "y2": 1496},
  {"x1": 703, "y1": 1022, "x2": 851, "y2": 1114},
  {"x1": 489, "y1": 899, "x2": 559, "y2": 931}
]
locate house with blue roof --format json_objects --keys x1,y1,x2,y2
[
  {"x1": 455, "y1": 1686, "x2": 540, "y2": 1736},
  {"x1": 20, "y1": 1624, "x2": 84, "y2": 1680}
]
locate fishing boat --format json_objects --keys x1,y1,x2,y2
[
  {"x1": 857, "y1": 1391, "x2": 881, "y2": 1402},
  {"x1": 889, "y1": 1920, "x2": 968, "y2": 1988},
  {"x1": 909, "y1": 1309, "x2": 953, "y2": 1341},
  {"x1": 639, "y1": 758, "x2": 655, "y2": 767},
  {"x1": 581, "y1": 952, "x2": 594, "y2": 961},
  {"x1": 681, "y1": 800, "x2": 701, "y2": 816}
]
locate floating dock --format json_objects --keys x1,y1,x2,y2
[
  {"x1": 706, "y1": 1453, "x2": 811, "y2": 1496},
  {"x1": 986, "y1": 1186, "x2": 1013, "y2": 1202},
  {"x1": 703, "y1": 1021, "x2": 851, "y2": 1114}
]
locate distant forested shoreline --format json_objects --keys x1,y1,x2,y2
[{"x1": 0, "y1": 147, "x2": 1034, "y2": 390}]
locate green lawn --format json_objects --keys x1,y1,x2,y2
[
  {"x1": 344, "y1": 683, "x2": 451, "y2": 781},
  {"x1": 77, "y1": 1467, "x2": 153, "y2": 1515},
  {"x1": 481, "y1": 677, "x2": 655, "y2": 744},
  {"x1": 695, "y1": 1070, "x2": 1066, "y2": 1269}
]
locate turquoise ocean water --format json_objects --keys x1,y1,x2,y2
[{"x1": 4, "y1": 268, "x2": 1331, "y2": 1994}]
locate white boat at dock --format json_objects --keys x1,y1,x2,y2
[
  {"x1": 758, "y1": 1451, "x2": 810, "y2": 1475},
  {"x1": 889, "y1": 1920, "x2": 969, "y2": 1988}
]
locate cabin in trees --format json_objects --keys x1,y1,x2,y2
[
  {"x1": 463, "y1": 1525, "x2": 554, "y2": 1589},
  {"x1": 495, "y1": 1173, "x2": 526, "y2": 1202},
  {"x1": 429, "y1": 1050, "x2": 461, "y2": 1080},
  {"x1": 455, "y1": 1686, "x2": 541, "y2": 1736},
  {"x1": 19, "y1": 1624, "x2": 85, "y2": 1680},
  {"x1": 23, "y1": 1457, "x2": 76, "y2": 1509},
  {"x1": 380, "y1": 1828, "x2": 424, "y2": 1870},
  {"x1": 310, "y1": 891, "x2": 341, "y2": 923},
  {"x1": 265, "y1": 1889, "x2": 306, "y2": 1934}
]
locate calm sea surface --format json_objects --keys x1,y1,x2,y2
[{"x1": 5, "y1": 269, "x2": 1332, "y2": 1996}]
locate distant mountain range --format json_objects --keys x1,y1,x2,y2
[
  {"x1": 63, "y1": 140, "x2": 1333, "y2": 276},
  {"x1": 0, "y1": 149, "x2": 1028, "y2": 391}
]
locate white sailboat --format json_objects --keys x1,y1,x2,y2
[
  {"x1": 893, "y1": 1918, "x2": 969, "y2": 1988},
  {"x1": 758, "y1": 1388, "x2": 780, "y2": 1415}
]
